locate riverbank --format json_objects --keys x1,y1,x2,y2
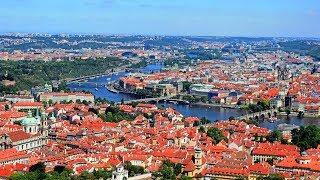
[{"x1": 279, "y1": 111, "x2": 320, "y2": 118}]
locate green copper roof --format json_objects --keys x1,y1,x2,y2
[{"x1": 21, "y1": 110, "x2": 40, "y2": 126}]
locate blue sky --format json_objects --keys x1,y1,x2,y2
[{"x1": 0, "y1": 0, "x2": 319, "y2": 37}]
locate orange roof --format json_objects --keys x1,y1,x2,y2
[
  {"x1": 249, "y1": 162, "x2": 271, "y2": 175},
  {"x1": 184, "y1": 161, "x2": 196, "y2": 172},
  {"x1": 205, "y1": 167, "x2": 249, "y2": 176},
  {"x1": 252, "y1": 142, "x2": 300, "y2": 157},
  {"x1": 13, "y1": 101, "x2": 42, "y2": 107},
  {"x1": 0, "y1": 148, "x2": 28, "y2": 162},
  {"x1": 6, "y1": 130, "x2": 32, "y2": 142}
]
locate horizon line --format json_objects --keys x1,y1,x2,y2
[{"x1": 1, "y1": 32, "x2": 319, "y2": 40}]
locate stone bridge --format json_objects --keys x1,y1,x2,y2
[
  {"x1": 235, "y1": 109, "x2": 278, "y2": 120},
  {"x1": 117, "y1": 95, "x2": 177, "y2": 105}
]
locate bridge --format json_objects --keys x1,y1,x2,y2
[
  {"x1": 117, "y1": 95, "x2": 176, "y2": 105},
  {"x1": 64, "y1": 72, "x2": 111, "y2": 84},
  {"x1": 70, "y1": 82, "x2": 107, "y2": 87},
  {"x1": 235, "y1": 109, "x2": 278, "y2": 120}
]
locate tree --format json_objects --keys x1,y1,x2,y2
[
  {"x1": 92, "y1": 169, "x2": 112, "y2": 180},
  {"x1": 42, "y1": 101, "x2": 48, "y2": 107},
  {"x1": 106, "y1": 112, "x2": 114, "y2": 122},
  {"x1": 198, "y1": 126, "x2": 206, "y2": 133},
  {"x1": 207, "y1": 127, "x2": 227, "y2": 144},
  {"x1": 27, "y1": 162, "x2": 46, "y2": 180},
  {"x1": 29, "y1": 162, "x2": 45, "y2": 173},
  {"x1": 158, "y1": 161, "x2": 176, "y2": 180},
  {"x1": 292, "y1": 125, "x2": 320, "y2": 151},
  {"x1": 0, "y1": 57, "x2": 124, "y2": 91},
  {"x1": 56, "y1": 81, "x2": 70, "y2": 92},
  {"x1": 48, "y1": 99, "x2": 53, "y2": 106},
  {"x1": 173, "y1": 163, "x2": 182, "y2": 176},
  {"x1": 76, "y1": 99, "x2": 82, "y2": 104},
  {"x1": 181, "y1": 176, "x2": 192, "y2": 180},
  {"x1": 284, "y1": 108, "x2": 291, "y2": 117},
  {"x1": 47, "y1": 167, "x2": 73, "y2": 180},
  {"x1": 200, "y1": 117, "x2": 210, "y2": 125},
  {"x1": 53, "y1": 165, "x2": 67, "y2": 174},
  {"x1": 82, "y1": 100, "x2": 89, "y2": 105},
  {"x1": 235, "y1": 176, "x2": 246, "y2": 180},
  {"x1": 4, "y1": 104, "x2": 9, "y2": 111},
  {"x1": 182, "y1": 81, "x2": 192, "y2": 92},
  {"x1": 119, "y1": 136, "x2": 126, "y2": 143},
  {"x1": 297, "y1": 111, "x2": 304, "y2": 118},
  {"x1": 267, "y1": 130, "x2": 283, "y2": 143},
  {"x1": 257, "y1": 174, "x2": 284, "y2": 180},
  {"x1": 124, "y1": 162, "x2": 145, "y2": 177},
  {"x1": 98, "y1": 113, "x2": 107, "y2": 121},
  {"x1": 78, "y1": 171, "x2": 95, "y2": 180},
  {"x1": 10, "y1": 172, "x2": 39, "y2": 180},
  {"x1": 200, "y1": 96, "x2": 208, "y2": 103},
  {"x1": 152, "y1": 160, "x2": 184, "y2": 180},
  {"x1": 193, "y1": 120, "x2": 200, "y2": 127},
  {"x1": 131, "y1": 101, "x2": 139, "y2": 107}
]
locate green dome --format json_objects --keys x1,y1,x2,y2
[{"x1": 21, "y1": 111, "x2": 40, "y2": 126}]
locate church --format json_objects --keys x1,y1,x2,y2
[{"x1": 0, "y1": 109, "x2": 48, "y2": 151}]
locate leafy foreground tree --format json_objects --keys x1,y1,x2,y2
[
  {"x1": 206, "y1": 127, "x2": 227, "y2": 144},
  {"x1": 266, "y1": 130, "x2": 283, "y2": 143},
  {"x1": 257, "y1": 174, "x2": 284, "y2": 180},
  {"x1": 103, "y1": 106, "x2": 136, "y2": 122},
  {"x1": 292, "y1": 125, "x2": 320, "y2": 151},
  {"x1": 9, "y1": 163, "x2": 112, "y2": 180},
  {"x1": 124, "y1": 162, "x2": 145, "y2": 177},
  {"x1": 152, "y1": 160, "x2": 183, "y2": 180}
]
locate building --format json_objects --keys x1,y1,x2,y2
[
  {"x1": 12, "y1": 102, "x2": 43, "y2": 111},
  {"x1": 189, "y1": 84, "x2": 214, "y2": 97},
  {"x1": 39, "y1": 92, "x2": 94, "y2": 104},
  {"x1": 252, "y1": 142, "x2": 300, "y2": 163},
  {"x1": 119, "y1": 77, "x2": 145, "y2": 91},
  {"x1": 0, "y1": 148, "x2": 29, "y2": 165},
  {"x1": 3, "y1": 95, "x2": 34, "y2": 103},
  {"x1": 0, "y1": 110, "x2": 48, "y2": 151},
  {"x1": 31, "y1": 83, "x2": 53, "y2": 98}
]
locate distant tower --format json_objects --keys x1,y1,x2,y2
[
  {"x1": 194, "y1": 147, "x2": 203, "y2": 170},
  {"x1": 41, "y1": 111, "x2": 49, "y2": 143}
]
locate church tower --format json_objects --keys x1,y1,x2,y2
[
  {"x1": 41, "y1": 111, "x2": 49, "y2": 143},
  {"x1": 194, "y1": 147, "x2": 203, "y2": 171}
]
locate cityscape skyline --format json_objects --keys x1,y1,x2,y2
[
  {"x1": 1, "y1": 1, "x2": 320, "y2": 179},
  {"x1": 1, "y1": 0, "x2": 320, "y2": 37}
]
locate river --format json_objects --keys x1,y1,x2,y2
[{"x1": 68, "y1": 63, "x2": 320, "y2": 130}]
